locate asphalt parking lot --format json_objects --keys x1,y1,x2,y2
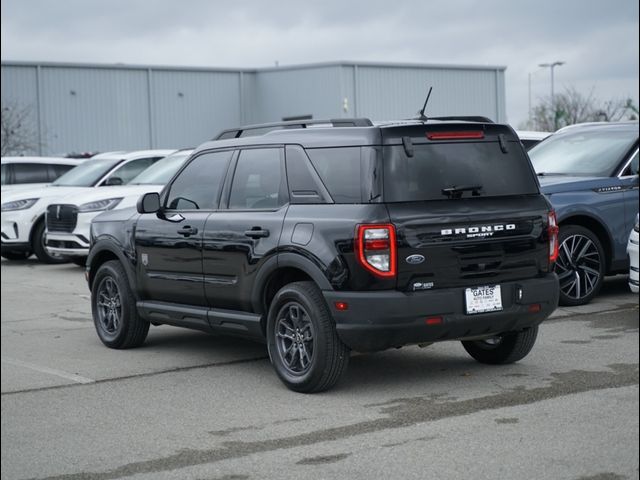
[{"x1": 1, "y1": 258, "x2": 638, "y2": 480}]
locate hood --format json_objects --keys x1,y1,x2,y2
[
  {"x1": 537, "y1": 175, "x2": 610, "y2": 195},
  {"x1": 1, "y1": 185, "x2": 90, "y2": 204},
  {"x1": 53, "y1": 184, "x2": 164, "y2": 207}
]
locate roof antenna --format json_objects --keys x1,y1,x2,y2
[{"x1": 417, "y1": 86, "x2": 433, "y2": 122}]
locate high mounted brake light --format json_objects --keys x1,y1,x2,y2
[
  {"x1": 427, "y1": 131, "x2": 485, "y2": 140},
  {"x1": 548, "y1": 210, "x2": 559, "y2": 264},
  {"x1": 355, "y1": 224, "x2": 397, "y2": 278}
]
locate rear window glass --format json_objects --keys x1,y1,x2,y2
[
  {"x1": 383, "y1": 142, "x2": 538, "y2": 202},
  {"x1": 306, "y1": 147, "x2": 361, "y2": 203}
]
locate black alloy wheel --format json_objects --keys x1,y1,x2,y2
[
  {"x1": 96, "y1": 276, "x2": 122, "y2": 337},
  {"x1": 274, "y1": 302, "x2": 316, "y2": 375},
  {"x1": 267, "y1": 281, "x2": 349, "y2": 393},
  {"x1": 91, "y1": 260, "x2": 149, "y2": 349}
]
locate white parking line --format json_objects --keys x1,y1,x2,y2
[{"x1": 1, "y1": 357, "x2": 95, "y2": 384}]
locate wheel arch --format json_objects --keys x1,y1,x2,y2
[
  {"x1": 252, "y1": 253, "x2": 333, "y2": 335},
  {"x1": 87, "y1": 239, "x2": 137, "y2": 294}
]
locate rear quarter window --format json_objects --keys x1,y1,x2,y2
[
  {"x1": 306, "y1": 147, "x2": 361, "y2": 203},
  {"x1": 383, "y1": 141, "x2": 539, "y2": 202}
]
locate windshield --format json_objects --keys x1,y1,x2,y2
[
  {"x1": 52, "y1": 158, "x2": 121, "y2": 187},
  {"x1": 128, "y1": 151, "x2": 192, "y2": 185},
  {"x1": 529, "y1": 128, "x2": 638, "y2": 177}
]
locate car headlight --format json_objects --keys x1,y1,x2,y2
[
  {"x1": 78, "y1": 198, "x2": 123, "y2": 213},
  {"x1": 635, "y1": 214, "x2": 639, "y2": 233},
  {"x1": 1, "y1": 198, "x2": 39, "y2": 211}
]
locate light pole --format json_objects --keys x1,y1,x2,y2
[{"x1": 539, "y1": 61, "x2": 565, "y2": 129}]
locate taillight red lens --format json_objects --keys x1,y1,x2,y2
[
  {"x1": 427, "y1": 131, "x2": 485, "y2": 140},
  {"x1": 548, "y1": 211, "x2": 559, "y2": 264},
  {"x1": 355, "y1": 224, "x2": 397, "y2": 278}
]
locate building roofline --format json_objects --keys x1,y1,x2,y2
[{"x1": 1, "y1": 59, "x2": 507, "y2": 74}]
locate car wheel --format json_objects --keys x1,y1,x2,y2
[
  {"x1": 461, "y1": 326, "x2": 539, "y2": 364},
  {"x1": 555, "y1": 225, "x2": 605, "y2": 306},
  {"x1": 1, "y1": 251, "x2": 31, "y2": 260},
  {"x1": 32, "y1": 221, "x2": 68, "y2": 264},
  {"x1": 91, "y1": 260, "x2": 149, "y2": 349},
  {"x1": 267, "y1": 281, "x2": 350, "y2": 393}
]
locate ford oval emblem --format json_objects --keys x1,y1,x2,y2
[{"x1": 406, "y1": 254, "x2": 425, "y2": 265}]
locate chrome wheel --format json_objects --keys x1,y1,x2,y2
[
  {"x1": 555, "y1": 233, "x2": 602, "y2": 302},
  {"x1": 96, "y1": 277, "x2": 122, "y2": 335},
  {"x1": 275, "y1": 302, "x2": 315, "y2": 375}
]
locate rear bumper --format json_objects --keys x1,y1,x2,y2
[{"x1": 323, "y1": 274, "x2": 559, "y2": 352}]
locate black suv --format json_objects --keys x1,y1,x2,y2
[{"x1": 86, "y1": 118, "x2": 559, "y2": 392}]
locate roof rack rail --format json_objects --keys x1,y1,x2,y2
[
  {"x1": 213, "y1": 118, "x2": 373, "y2": 140},
  {"x1": 430, "y1": 116, "x2": 494, "y2": 123}
]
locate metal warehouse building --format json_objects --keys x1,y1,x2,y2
[{"x1": 1, "y1": 60, "x2": 506, "y2": 155}]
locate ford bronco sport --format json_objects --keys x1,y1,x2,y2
[{"x1": 86, "y1": 117, "x2": 559, "y2": 392}]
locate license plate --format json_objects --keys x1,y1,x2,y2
[{"x1": 465, "y1": 285, "x2": 503, "y2": 314}]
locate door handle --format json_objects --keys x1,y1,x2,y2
[
  {"x1": 177, "y1": 226, "x2": 198, "y2": 237},
  {"x1": 244, "y1": 228, "x2": 270, "y2": 239}
]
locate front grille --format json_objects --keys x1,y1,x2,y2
[{"x1": 46, "y1": 204, "x2": 78, "y2": 233}]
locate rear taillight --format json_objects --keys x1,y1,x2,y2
[
  {"x1": 355, "y1": 224, "x2": 397, "y2": 278},
  {"x1": 548, "y1": 211, "x2": 559, "y2": 264}
]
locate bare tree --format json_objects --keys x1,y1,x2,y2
[
  {"x1": 525, "y1": 86, "x2": 638, "y2": 132},
  {"x1": 1, "y1": 101, "x2": 40, "y2": 156}
]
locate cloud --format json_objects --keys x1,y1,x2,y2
[{"x1": 2, "y1": 0, "x2": 638, "y2": 126}]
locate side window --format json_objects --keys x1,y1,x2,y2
[
  {"x1": 228, "y1": 148, "x2": 286, "y2": 209},
  {"x1": 306, "y1": 147, "x2": 362, "y2": 203},
  {"x1": 12, "y1": 163, "x2": 50, "y2": 184},
  {"x1": 104, "y1": 157, "x2": 159, "y2": 185},
  {"x1": 165, "y1": 150, "x2": 232, "y2": 210},
  {"x1": 49, "y1": 163, "x2": 75, "y2": 181},
  {"x1": 1, "y1": 164, "x2": 8, "y2": 185}
]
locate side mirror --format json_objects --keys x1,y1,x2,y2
[
  {"x1": 137, "y1": 192, "x2": 160, "y2": 214},
  {"x1": 105, "y1": 176, "x2": 123, "y2": 186}
]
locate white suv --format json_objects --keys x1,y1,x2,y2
[
  {"x1": 1, "y1": 150, "x2": 175, "y2": 263},
  {"x1": 45, "y1": 149, "x2": 193, "y2": 263},
  {"x1": 1, "y1": 156, "x2": 86, "y2": 193}
]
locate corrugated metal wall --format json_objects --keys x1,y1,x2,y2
[
  {"x1": 1, "y1": 61, "x2": 506, "y2": 155},
  {"x1": 351, "y1": 65, "x2": 504, "y2": 122},
  {"x1": 150, "y1": 69, "x2": 241, "y2": 149},
  {"x1": 250, "y1": 65, "x2": 345, "y2": 124}
]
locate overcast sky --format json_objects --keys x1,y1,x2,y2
[{"x1": 2, "y1": 0, "x2": 638, "y2": 127}]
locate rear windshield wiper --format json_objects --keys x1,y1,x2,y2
[
  {"x1": 537, "y1": 172, "x2": 567, "y2": 177},
  {"x1": 441, "y1": 184, "x2": 483, "y2": 198}
]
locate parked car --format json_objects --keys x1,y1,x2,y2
[
  {"x1": 516, "y1": 130, "x2": 551, "y2": 150},
  {"x1": 1, "y1": 156, "x2": 86, "y2": 193},
  {"x1": 628, "y1": 214, "x2": 639, "y2": 293},
  {"x1": 45, "y1": 149, "x2": 193, "y2": 264},
  {"x1": 528, "y1": 121, "x2": 639, "y2": 305},
  {"x1": 87, "y1": 117, "x2": 559, "y2": 393},
  {"x1": 1, "y1": 150, "x2": 175, "y2": 263}
]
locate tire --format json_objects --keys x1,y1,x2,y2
[
  {"x1": 1, "y1": 251, "x2": 31, "y2": 260},
  {"x1": 462, "y1": 326, "x2": 539, "y2": 365},
  {"x1": 32, "y1": 221, "x2": 68, "y2": 264},
  {"x1": 554, "y1": 225, "x2": 605, "y2": 306},
  {"x1": 70, "y1": 256, "x2": 87, "y2": 267},
  {"x1": 91, "y1": 260, "x2": 149, "y2": 349},
  {"x1": 266, "y1": 281, "x2": 350, "y2": 393}
]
